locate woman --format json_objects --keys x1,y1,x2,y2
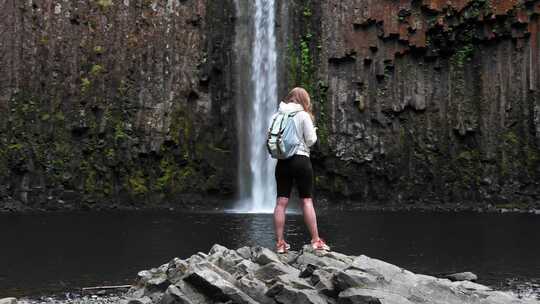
[{"x1": 273, "y1": 87, "x2": 330, "y2": 253}]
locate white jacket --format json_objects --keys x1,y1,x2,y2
[{"x1": 270, "y1": 102, "x2": 317, "y2": 157}]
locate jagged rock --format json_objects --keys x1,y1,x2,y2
[
  {"x1": 183, "y1": 264, "x2": 257, "y2": 304},
  {"x1": 127, "y1": 245, "x2": 537, "y2": 304},
  {"x1": 311, "y1": 268, "x2": 336, "y2": 296},
  {"x1": 274, "y1": 274, "x2": 314, "y2": 290},
  {"x1": 159, "y1": 285, "x2": 193, "y2": 304},
  {"x1": 127, "y1": 297, "x2": 153, "y2": 304},
  {"x1": 252, "y1": 247, "x2": 282, "y2": 265},
  {"x1": 338, "y1": 288, "x2": 414, "y2": 304},
  {"x1": 446, "y1": 272, "x2": 478, "y2": 282},
  {"x1": 266, "y1": 283, "x2": 327, "y2": 304},
  {"x1": 232, "y1": 259, "x2": 260, "y2": 278},
  {"x1": 333, "y1": 268, "x2": 380, "y2": 290},
  {"x1": 166, "y1": 258, "x2": 189, "y2": 283},
  {"x1": 236, "y1": 246, "x2": 252, "y2": 260},
  {"x1": 0, "y1": 298, "x2": 17, "y2": 304},
  {"x1": 236, "y1": 274, "x2": 273, "y2": 304},
  {"x1": 299, "y1": 264, "x2": 319, "y2": 278},
  {"x1": 254, "y1": 262, "x2": 300, "y2": 282}
]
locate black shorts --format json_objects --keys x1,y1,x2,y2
[{"x1": 275, "y1": 155, "x2": 314, "y2": 199}]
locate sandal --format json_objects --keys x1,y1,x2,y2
[
  {"x1": 311, "y1": 238, "x2": 330, "y2": 251},
  {"x1": 276, "y1": 241, "x2": 291, "y2": 254}
]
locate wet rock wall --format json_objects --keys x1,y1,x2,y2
[
  {"x1": 2, "y1": 0, "x2": 540, "y2": 211},
  {"x1": 288, "y1": 0, "x2": 540, "y2": 207},
  {"x1": 0, "y1": 0, "x2": 237, "y2": 210}
]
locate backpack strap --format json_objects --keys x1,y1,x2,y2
[{"x1": 288, "y1": 110, "x2": 301, "y2": 117}]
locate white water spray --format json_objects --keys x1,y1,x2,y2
[{"x1": 235, "y1": 0, "x2": 278, "y2": 213}]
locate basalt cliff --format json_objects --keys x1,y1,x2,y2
[{"x1": 1, "y1": 0, "x2": 539, "y2": 211}]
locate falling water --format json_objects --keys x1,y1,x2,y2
[{"x1": 235, "y1": 0, "x2": 278, "y2": 213}]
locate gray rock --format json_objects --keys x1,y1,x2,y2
[
  {"x1": 173, "y1": 280, "x2": 212, "y2": 304},
  {"x1": 254, "y1": 262, "x2": 300, "y2": 282},
  {"x1": 236, "y1": 246, "x2": 252, "y2": 260},
  {"x1": 333, "y1": 268, "x2": 380, "y2": 290},
  {"x1": 312, "y1": 269, "x2": 336, "y2": 296},
  {"x1": 275, "y1": 274, "x2": 314, "y2": 290},
  {"x1": 0, "y1": 298, "x2": 17, "y2": 304},
  {"x1": 236, "y1": 274, "x2": 273, "y2": 304},
  {"x1": 159, "y1": 285, "x2": 193, "y2": 304},
  {"x1": 184, "y1": 266, "x2": 257, "y2": 304},
  {"x1": 266, "y1": 283, "x2": 328, "y2": 304},
  {"x1": 299, "y1": 264, "x2": 319, "y2": 278},
  {"x1": 232, "y1": 259, "x2": 260, "y2": 278},
  {"x1": 166, "y1": 258, "x2": 189, "y2": 283},
  {"x1": 209, "y1": 244, "x2": 229, "y2": 255},
  {"x1": 252, "y1": 247, "x2": 282, "y2": 265},
  {"x1": 128, "y1": 244, "x2": 538, "y2": 304},
  {"x1": 127, "y1": 296, "x2": 153, "y2": 304},
  {"x1": 446, "y1": 272, "x2": 478, "y2": 282},
  {"x1": 338, "y1": 288, "x2": 414, "y2": 304},
  {"x1": 296, "y1": 250, "x2": 348, "y2": 269}
]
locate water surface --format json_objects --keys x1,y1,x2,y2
[{"x1": 0, "y1": 210, "x2": 538, "y2": 297}]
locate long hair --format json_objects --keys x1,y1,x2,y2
[{"x1": 283, "y1": 87, "x2": 314, "y2": 121}]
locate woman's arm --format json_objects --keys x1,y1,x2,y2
[{"x1": 301, "y1": 112, "x2": 317, "y2": 147}]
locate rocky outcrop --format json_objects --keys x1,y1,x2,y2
[
  {"x1": 285, "y1": 0, "x2": 540, "y2": 208},
  {"x1": 120, "y1": 244, "x2": 538, "y2": 304},
  {"x1": 0, "y1": 0, "x2": 237, "y2": 211}
]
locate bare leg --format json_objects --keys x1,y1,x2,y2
[
  {"x1": 274, "y1": 197, "x2": 289, "y2": 243},
  {"x1": 301, "y1": 198, "x2": 320, "y2": 242}
]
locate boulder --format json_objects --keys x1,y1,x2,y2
[
  {"x1": 0, "y1": 298, "x2": 17, "y2": 304},
  {"x1": 446, "y1": 272, "x2": 478, "y2": 282},
  {"x1": 184, "y1": 265, "x2": 257, "y2": 304}
]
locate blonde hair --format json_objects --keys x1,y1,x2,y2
[{"x1": 283, "y1": 87, "x2": 314, "y2": 121}]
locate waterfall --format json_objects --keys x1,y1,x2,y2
[{"x1": 234, "y1": 0, "x2": 278, "y2": 213}]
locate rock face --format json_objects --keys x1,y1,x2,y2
[
  {"x1": 1, "y1": 0, "x2": 540, "y2": 211},
  {"x1": 122, "y1": 244, "x2": 538, "y2": 304},
  {"x1": 282, "y1": 0, "x2": 540, "y2": 208},
  {"x1": 0, "y1": 0, "x2": 237, "y2": 210}
]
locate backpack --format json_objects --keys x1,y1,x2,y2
[{"x1": 267, "y1": 111, "x2": 301, "y2": 159}]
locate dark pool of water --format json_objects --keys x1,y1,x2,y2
[{"x1": 0, "y1": 210, "x2": 539, "y2": 298}]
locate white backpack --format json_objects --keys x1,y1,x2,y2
[{"x1": 267, "y1": 111, "x2": 301, "y2": 159}]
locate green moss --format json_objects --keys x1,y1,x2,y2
[
  {"x1": 96, "y1": 0, "x2": 113, "y2": 9},
  {"x1": 114, "y1": 122, "x2": 127, "y2": 140},
  {"x1": 502, "y1": 131, "x2": 519, "y2": 145},
  {"x1": 494, "y1": 202, "x2": 529, "y2": 210},
  {"x1": 93, "y1": 46, "x2": 104, "y2": 54},
  {"x1": 128, "y1": 170, "x2": 148, "y2": 195},
  {"x1": 156, "y1": 158, "x2": 175, "y2": 191},
  {"x1": 90, "y1": 64, "x2": 104, "y2": 76},
  {"x1": 455, "y1": 149, "x2": 481, "y2": 186},
  {"x1": 8, "y1": 143, "x2": 24, "y2": 151},
  {"x1": 81, "y1": 77, "x2": 91, "y2": 93}
]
